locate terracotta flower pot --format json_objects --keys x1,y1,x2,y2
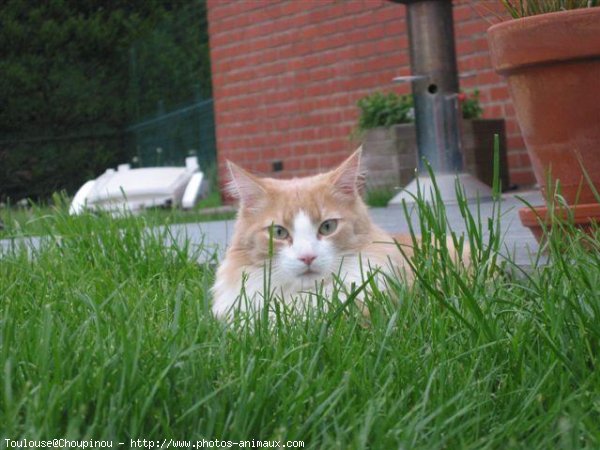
[
  {"x1": 488, "y1": 8, "x2": 600, "y2": 241},
  {"x1": 519, "y1": 203, "x2": 600, "y2": 243},
  {"x1": 488, "y1": 8, "x2": 600, "y2": 204}
]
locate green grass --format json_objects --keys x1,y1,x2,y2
[
  {"x1": 501, "y1": 0, "x2": 598, "y2": 18},
  {"x1": 2, "y1": 164, "x2": 600, "y2": 448},
  {"x1": 365, "y1": 187, "x2": 396, "y2": 208},
  {"x1": 0, "y1": 191, "x2": 235, "y2": 238}
]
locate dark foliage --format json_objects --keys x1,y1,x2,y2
[{"x1": 0, "y1": 0, "x2": 212, "y2": 202}]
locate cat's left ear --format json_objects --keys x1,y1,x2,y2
[{"x1": 330, "y1": 147, "x2": 366, "y2": 197}]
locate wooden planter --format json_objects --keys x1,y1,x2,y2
[{"x1": 361, "y1": 119, "x2": 509, "y2": 191}]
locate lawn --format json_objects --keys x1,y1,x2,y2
[
  {"x1": 0, "y1": 191, "x2": 235, "y2": 239},
  {"x1": 1, "y1": 185, "x2": 600, "y2": 449}
]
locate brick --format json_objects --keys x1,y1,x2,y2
[
  {"x1": 483, "y1": 104, "x2": 504, "y2": 119},
  {"x1": 207, "y1": 0, "x2": 530, "y2": 185},
  {"x1": 302, "y1": 157, "x2": 320, "y2": 170},
  {"x1": 344, "y1": 0, "x2": 369, "y2": 16},
  {"x1": 504, "y1": 103, "x2": 517, "y2": 117},
  {"x1": 383, "y1": 19, "x2": 406, "y2": 38},
  {"x1": 307, "y1": 5, "x2": 339, "y2": 25},
  {"x1": 473, "y1": 37, "x2": 491, "y2": 52},
  {"x1": 507, "y1": 152, "x2": 522, "y2": 169},
  {"x1": 284, "y1": 157, "x2": 303, "y2": 171},
  {"x1": 354, "y1": 11, "x2": 377, "y2": 29},
  {"x1": 453, "y1": 4, "x2": 474, "y2": 22},
  {"x1": 507, "y1": 135, "x2": 526, "y2": 150},
  {"x1": 460, "y1": 19, "x2": 492, "y2": 37},
  {"x1": 463, "y1": 54, "x2": 494, "y2": 71},
  {"x1": 280, "y1": 0, "x2": 307, "y2": 17},
  {"x1": 456, "y1": 40, "x2": 475, "y2": 56},
  {"x1": 505, "y1": 119, "x2": 522, "y2": 136},
  {"x1": 207, "y1": 2, "x2": 240, "y2": 23},
  {"x1": 490, "y1": 86, "x2": 510, "y2": 102},
  {"x1": 363, "y1": 24, "x2": 387, "y2": 41},
  {"x1": 319, "y1": 153, "x2": 346, "y2": 169},
  {"x1": 372, "y1": 3, "x2": 404, "y2": 23},
  {"x1": 476, "y1": 70, "x2": 504, "y2": 86}
]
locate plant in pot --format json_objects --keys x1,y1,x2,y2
[
  {"x1": 487, "y1": 0, "x2": 600, "y2": 242},
  {"x1": 356, "y1": 90, "x2": 509, "y2": 195},
  {"x1": 356, "y1": 90, "x2": 483, "y2": 133}
]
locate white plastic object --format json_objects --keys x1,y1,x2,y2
[
  {"x1": 69, "y1": 158, "x2": 205, "y2": 215},
  {"x1": 69, "y1": 180, "x2": 97, "y2": 215},
  {"x1": 181, "y1": 172, "x2": 204, "y2": 209},
  {"x1": 185, "y1": 156, "x2": 199, "y2": 171}
]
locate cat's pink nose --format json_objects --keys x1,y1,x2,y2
[{"x1": 299, "y1": 254, "x2": 317, "y2": 266}]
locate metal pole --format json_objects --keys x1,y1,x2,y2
[
  {"x1": 388, "y1": 0, "x2": 492, "y2": 204},
  {"x1": 406, "y1": 0, "x2": 462, "y2": 173}
]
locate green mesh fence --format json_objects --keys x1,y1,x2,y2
[{"x1": 125, "y1": 99, "x2": 216, "y2": 170}]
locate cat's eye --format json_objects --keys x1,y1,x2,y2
[
  {"x1": 318, "y1": 219, "x2": 338, "y2": 236},
  {"x1": 270, "y1": 225, "x2": 289, "y2": 240}
]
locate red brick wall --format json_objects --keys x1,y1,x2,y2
[{"x1": 207, "y1": 0, "x2": 535, "y2": 192}]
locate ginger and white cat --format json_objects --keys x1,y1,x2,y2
[{"x1": 211, "y1": 149, "x2": 418, "y2": 319}]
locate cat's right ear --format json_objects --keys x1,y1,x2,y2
[
  {"x1": 225, "y1": 161, "x2": 266, "y2": 209},
  {"x1": 330, "y1": 147, "x2": 366, "y2": 197}
]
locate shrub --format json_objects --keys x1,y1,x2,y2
[
  {"x1": 357, "y1": 92, "x2": 414, "y2": 132},
  {"x1": 357, "y1": 90, "x2": 483, "y2": 133}
]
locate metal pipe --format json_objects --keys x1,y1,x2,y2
[
  {"x1": 393, "y1": 0, "x2": 462, "y2": 174},
  {"x1": 388, "y1": 0, "x2": 493, "y2": 205}
]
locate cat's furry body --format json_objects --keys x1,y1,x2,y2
[{"x1": 211, "y1": 150, "x2": 415, "y2": 319}]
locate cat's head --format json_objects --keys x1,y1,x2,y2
[{"x1": 226, "y1": 149, "x2": 374, "y2": 282}]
